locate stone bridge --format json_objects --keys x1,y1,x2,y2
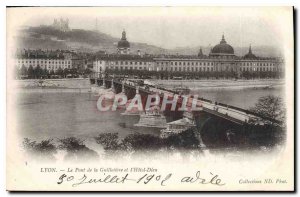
[{"x1": 90, "y1": 77, "x2": 281, "y2": 147}]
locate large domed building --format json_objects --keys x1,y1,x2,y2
[
  {"x1": 209, "y1": 34, "x2": 235, "y2": 58},
  {"x1": 92, "y1": 32, "x2": 284, "y2": 80},
  {"x1": 117, "y1": 30, "x2": 130, "y2": 54}
]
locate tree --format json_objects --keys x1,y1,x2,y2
[
  {"x1": 249, "y1": 95, "x2": 285, "y2": 125},
  {"x1": 94, "y1": 133, "x2": 120, "y2": 151},
  {"x1": 20, "y1": 65, "x2": 28, "y2": 76},
  {"x1": 63, "y1": 68, "x2": 69, "y2": 77},
  {"x1": 119, "y1": 133, "x2": 164, "y2": 154},
  {"x1": 22, "y1": 138, "x2": 57, "y2": 161},
  {"x1": 28, "y1": 65, "x2": 34, "y2": 78},
  {"x1": 70, "y1": 68, "x2": 78, "y2": 75},
  {"x1": 58, "y1": 137, "x2": 98, "y2": 161},
  {"x1": 164, "y1": 128, "x2": 200, "y2": 150},
  {"x1": 34, "y1": 65, "x2": 43, "y2": 78},
  {"x1": 50, "y1": 69, "x2": 55, "y2": 75},
  {"x1": 247, "y1": 96, "x2": 286, "y2": 147},
  {"x1": 84, "y1": 68, "x2": 92, "y2": 75},
  {"x1": 94, "y1": 128, "x2": 200, "y2": 154},
  {"x1": 43, "y1": 68, "x2": 49, "y2": 77},
  {"x1": 56, "y1": 67, "x2": 63, "y2": 76}
]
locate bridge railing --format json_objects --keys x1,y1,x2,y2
[
  {"x1": 215, "y1": 102, "x2": 281, "y2": 124},
  {"x1": 196, "y1": 97, "x2": 281, "y2": 124}
]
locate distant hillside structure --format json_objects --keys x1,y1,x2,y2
[{"x1": 52, "y1": 18, "x2": 70, "y2": 32}]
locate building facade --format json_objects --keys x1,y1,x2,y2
[
  {"x1": 93, "y1": 33, "x2": 284, "y2": 79},
  {"x1": 93, "y1": 55, "x2": 155, "y2": 78},
  {"x1": 153, "y1": 35, "x2": 283, "y2": 76},
  {"x1": 15, "y1": 49, "x2": 73, "y2": 72}
]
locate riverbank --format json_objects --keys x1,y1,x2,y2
[
  {"x1": 153, "y1": 79, "x2": 284, "y2": 90},
  {"x1": 13, "y1": 78, "x2": 285, "y2": 91},
  {"x1": 13, "y1": 78, "x2": 91, "y2": 89}
]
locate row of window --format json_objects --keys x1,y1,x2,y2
[
  {"x1": 159, "y1": 62, "x2": 214, "y2": 66},
  {"x1": 160, "y1": 66, "x2": 213, "y2": 70},
  {"x1": 17, "y1": 60, "x2": 71, "y2": 64},
  {"x1": 17, "y1": 65, "x2": 71, "y2": 69},
  {"x1": 96, "y1": 60, "x2": 279, "y2": 67},
  {"x1": 114, "y1": 61, "x2": 149, "y2": 65},
  {"x1": 109, "y1": 66, "x2": 148, "y2": 70},
  {"x1": 46, "y1": 65, "x2": 71, "y2": 70},
  {"x1": 18, "y1": 62, "x2": 71, "y2": 65},
  {"x1": 157, "y1": 61, "x2": 276, "y2": 67},
  {"x1": 107, "y1": 66, "x2": 229, "y2": 72},
  {"x1": 241, "y1": 67, "x2": 278, "y2": 72},
  {"x1": 99, "y1": 65, "x2": 280, "y2": 72},
  {"x1": 99, "y1": 64, "x2": 280, "y2": 71},
  {"x1": 241, "y1": 62, "x2": 275, "y2": 66},
  {"x1": 164, "y1": 67, "x2": 214, "y2": 72}
]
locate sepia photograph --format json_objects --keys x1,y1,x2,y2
[{"x1": 6, "y1": 6, "x2": 294, "y2": 191}]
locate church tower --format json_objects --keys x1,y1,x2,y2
[{"x1": 117, "y1": 30, "x2": 130, "y2": 54}]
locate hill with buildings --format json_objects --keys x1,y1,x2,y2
[
  {"x1": 16, "y1": 25, "x2": 282, "y2": 57},
  {"x1": 16, "y1": 25, "x2": 168, "y2": 54}
]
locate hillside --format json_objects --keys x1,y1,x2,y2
[
  {"x1": 16, "y1": 26, "x2": 167, "y2": 54},
  {"x1": 16, "y1": 26, "x2": 282, "y2": 57}
]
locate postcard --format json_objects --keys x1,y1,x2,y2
[{"x1": 6, "y1": 6, "x2": 294, "y2": 191}]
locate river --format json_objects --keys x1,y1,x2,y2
[{"x1": 15, "y1": 84, "x2": 284, "y2": 142}]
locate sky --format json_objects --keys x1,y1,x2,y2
[{"x1": 7, "y1": 7, "x2": 293, "y2": 49}]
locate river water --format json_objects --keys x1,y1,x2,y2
[
  {"x1": 191, "y1": 87, "x2": 283, "y2": 109},
  {"x1": 15, "y1": 85, "x2": 284, "y2": 142}
]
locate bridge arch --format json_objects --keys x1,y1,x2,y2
[{"x1": 194, "y1": 111, "x2": 243, "y2": 148}]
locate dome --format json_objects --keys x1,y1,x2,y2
[
  {"x1": 244, "y1": 45, "x2": 257, "y2": 59},
  {"x1": 117, "y1": 40, "x2": 130, "y2": 48},
  {"x1": 211, "y1": 35, "x2": 234, "y2": 54},
  {"x1": 117, "y1": 30, "x2": 130, "y2": 48}
]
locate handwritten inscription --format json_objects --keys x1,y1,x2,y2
[
  {"x1": 56, "y1": 170, "x2": 225, "y2": 187},
  {"x1": 181, "y1": 171, "x2": 225, "y2": 186}
]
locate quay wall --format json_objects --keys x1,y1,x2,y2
[{"x1": 14, "y1": 78, "x2": 91, "y2": 89}]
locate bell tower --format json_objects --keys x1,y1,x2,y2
[{"x1": 117, "y1": 29, "x2": 130, "y2": 54}]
